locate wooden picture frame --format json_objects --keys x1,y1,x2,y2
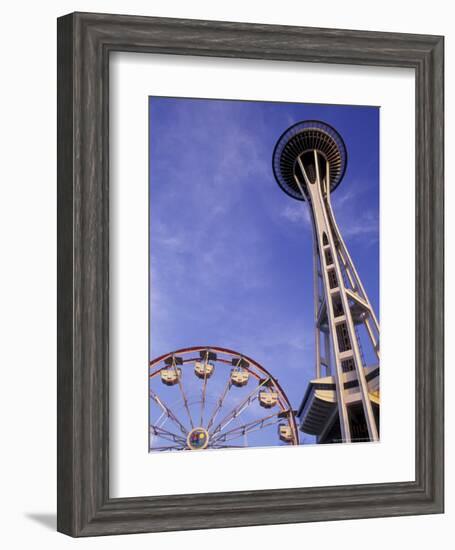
[{"x1": 57, "y1": 12, "x2": 444, "y2": 536}]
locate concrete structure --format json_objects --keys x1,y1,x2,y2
[{"x1": 272, "y1": 121, "x2": 380, "y2": 443}]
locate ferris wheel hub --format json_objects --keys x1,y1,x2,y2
[{"x1": 187, "y1": 427, "x2": 210, "y2": 450}]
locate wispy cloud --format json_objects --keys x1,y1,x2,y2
[
  {"x1": 341, "y1": 209, "x2": 379, "y2": 241},
  {"x1": 281, "y1": 202, "x2": 312, "y2": 227},
  {"x1": 332, "y1": 187, "x2": 379, "y2": 247}
]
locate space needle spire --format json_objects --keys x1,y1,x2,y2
[{"x1": 273, "y1": 121, "x2": 380, "y2": 444}]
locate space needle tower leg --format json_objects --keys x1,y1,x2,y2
[{"x1": 273, "y1": 121, "x2": 380, "y2": 444}]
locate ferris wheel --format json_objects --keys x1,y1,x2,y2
[{"x1": 149, "y1": 346, "x2": 299, "y2": 452}]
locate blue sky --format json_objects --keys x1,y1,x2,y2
[{"x1": 149, "y1": 97, "x2": 379, "y2": 444}]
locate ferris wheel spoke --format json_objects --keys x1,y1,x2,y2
[
  {"x1": 150, "y1": 444, "x2": 186, "y2": 452},
  {"x1": 150, "y1": 389, "x2": 189, "y2": 435},
  {"x1": 209, "y1": 378, "x2": 271, "y2": 438},
  {"x1": 211, "y1": 412, "x2": 281, "y2": 444},
  {"x1": 205, "y1": 377, "x2": 233, "y2": 432},
  {"x1": 199, "y1": 356, "x2": 210, "y2": 427},
  {"x1": 154, "y1": 410, "x2": 169, "y2": 431},
  {"x1": 171, "y1": 358, "x2": 195, "y2": 430},
  {"x1": 215, "y1": 418, "x2": 282, "y2": 444},
  {"x1": 157, "y1": 412, "x2": 170, "y2": 430},
  {"x1": 150, "y1": 425, "x2": 187, "y2": 446}
]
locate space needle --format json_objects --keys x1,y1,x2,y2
[{"x1": 272, "y1": 121, "x2": 380, "y2": 444}]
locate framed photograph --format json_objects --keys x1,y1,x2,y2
[{"x1": 57, "y1": 12, "x2": 444, "y2": 536}]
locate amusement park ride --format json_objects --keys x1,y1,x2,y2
[
  {"x1": 149, "y1": 120, "x2": 380, "y2": 451},
  {"x1": 149, "y1": 347, "x2": 299, "y2": 452}
]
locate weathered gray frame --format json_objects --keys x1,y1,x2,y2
[{"x1": 57, "y1": 12, "x2": 444, "y2": 537}]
